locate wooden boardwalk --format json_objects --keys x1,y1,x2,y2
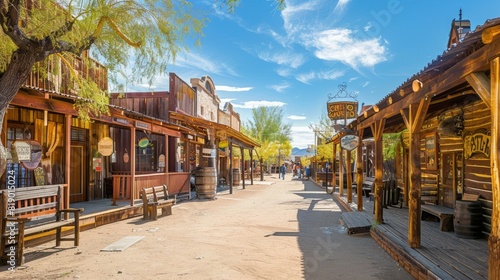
[
  {"x1": 334, "y1": 193, "x2": 488, "y2": 280},
  {"x1": 340, "y1": 211, "x2": 371, "y2": 234}
]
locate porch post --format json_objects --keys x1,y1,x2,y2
[
  {"x1": 356, "y1": 128, "x2": 365, "y2": 211},
  {"x1": 229, "y1": 141, "x2": 233, "y2": 194},
  {"x1": 130, "y1": 127, "x2": 136, "y2": 206},
  {"x1": 250, "y1": 149, "x2": 254, "y2": 185},
  {"x1": 489, "y1": 55, "x2": 500, "y2": 279},
  {"x1": 370, "y1": 119, "x2": 385, "y2": 224},
  {"x1": 240, "y1": 146, "x2": 245, "y2": 189},
  {"x1": 400, "y1": 97, "x2": 430, "y2": 248},
  {"x1": 339, "y1": 147, "x2": 344, "y2": 196},
  {"x1": 346, "y1": 149, "x2": 352, "y2": 203},
  {"x1": 331, "y1": 142, "x2": 337, "y2": 194},
  {"x1": 64, "y1": 114, "x2": 71, "y2": 216}
]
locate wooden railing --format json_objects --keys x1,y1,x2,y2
[{"x1": 23, "y1": 53, "x2": 108, "y2": 94}]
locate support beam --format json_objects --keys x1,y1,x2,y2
[
  {"x1": 370, "y1": 119, "x2": 385, "y2": 224},
  {"x1": 466, "y1": 72, "x2": 491, "y2": 108},
  {"x1": 489, "y1": 56, "x2": 500, "y2": 279},
  {"x1": 356, "y1": 129, "x2": 365, "y2": 211},
  {"x1": 400, "y1": 97, "x2": 430, "y2": 249}
]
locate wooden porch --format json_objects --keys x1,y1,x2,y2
[{"x1": 334, "y1": 191, "x2": 488, "y2": 280}]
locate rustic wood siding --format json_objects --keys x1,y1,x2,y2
[{"x1": 463, "y1": 101, "x2": 492, "y2": 235}]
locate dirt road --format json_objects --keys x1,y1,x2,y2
[{"x1": 1, "y1": 175, "x2": 410, "y2": 279}]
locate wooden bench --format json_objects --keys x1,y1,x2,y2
[
  {"x1": 141, "y1": 185, "x2": 176, "y2": 220},
  {"x1": 362, "y1": 177, "x2": 375, "y2": 198},
  {"x1": 0, "y1": 185, "x2": 83, "y2": 266},
  {"x1": 421, "y1": 204, "x2": 454, "y2": 231}
]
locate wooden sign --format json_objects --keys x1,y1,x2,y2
[
  {"x1": 425, "y1": 133, "x2": 437, "y2": 170},
  {"x1": 464, "y1": 129, "x2": 491, "y2": 159},
  {"x1": 98, "y1": 137, "x2": 114, "y2": 156},
  {"x1": 327, "y1": 101, "x2": 358, "y2": 121},
  {"x1": 340, "y1": 135, "x2": 359, "y2": 151}
]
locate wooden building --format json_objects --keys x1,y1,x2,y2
[{"x1": 332, "y1": 17, "x2": 500, "y2": 277}]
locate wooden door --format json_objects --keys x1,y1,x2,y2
[
  {"x1": 440, "y1": 152, "x2": 463, "y2": 208},
  {"x1": 70, "y1": 145, "x2": 87, "y2": 202}
]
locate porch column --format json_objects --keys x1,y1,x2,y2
[
  {"x1": 400, "y1": 97, "x2": 430, "y2": 248},
  {"x1": 331, "y1": 142, "x2": 337, "y2": 194},
  {"x1": 346, "y1": 149, "x2": 352, "y2": 203},
  {"x1": 250, "y1": 149, "x2": 254, "y2": 185},
  {"x1": 370, "y1": 119, "x2": 385, "y2": 224},
  {"x1": 130, "y1": 127, "x2": 136, "y2": 206},
  {"x1": 240, "y1": 146, "x2": 245, "y2": 189},
  {"x1": 489, "y1": 55, "x2": 500, "y2": 279},
  {"x1": 64, "y1": 114, "x2": 71, "y2": 215},
  {"x1": 339, "y1": 148, "x2": 344, "y2": 196},
  {"x1": 229, "y1": 141, "x2": 233, "y2": 194},
  {"x1": 356, "y1": 128, "x2": 364, "y2": 211}
]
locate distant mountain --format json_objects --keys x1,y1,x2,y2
[{"x1": 291, "y1": 147, "x2": 314, "y2": 157}]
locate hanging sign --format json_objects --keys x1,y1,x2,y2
[
  {"x1": 464, "y1": 129, "x2": 491, "y2": 159},
  {"x1": 202, "y1": 148, "x2": 216, "y2": 158},
  {"x1": 11, "y1": 141, "x2": 32, "y2": 161},
  {"x1": 327, "y1": 101, "x2": 358, "y2": 121},
  {"x1": 98, "y1": 137, "x2": 114, "y2": 156},
  {"x1": 340, "y1": 135, "x2": 359, "y2": 151},
  {"x1": 138, "y1": 137, "x2": 150, "y2": 148}
]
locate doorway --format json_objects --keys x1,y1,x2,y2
[{"x1": 69, "y1": 128, "x2": 88, "y2": 203}]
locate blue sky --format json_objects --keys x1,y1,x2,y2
[{"x1": 122, "y1": 0, "x2": 500, "y2": 149}]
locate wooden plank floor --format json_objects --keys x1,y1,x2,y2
[{"x1": 335, "y1": 192, "x2": 488, "y2": 279}]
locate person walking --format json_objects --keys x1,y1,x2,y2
[{"x1": 280, "y1": 163, "x2": 286, "y2": 180}]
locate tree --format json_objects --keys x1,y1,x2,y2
[
  {"x1": 243, "y1": 106, "x2": 292, "y2": 171},
  {"x1": 0, "y1": 0, "x2": 285, "y2": 175}
]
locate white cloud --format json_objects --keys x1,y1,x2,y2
[
  {"x1": 309, "y1": 28, "x2": 388, "y2": 69},
  {"x1": 362, "y1": 81, "x2": 370, "y2": 87},
  {"x1": 257, "y1": 51, "x2": 305, "y2": 69},
  {"x1": 269, "y1": 82, "x2": 290, "y2": 92},
  {"x1": 296, "y1": 69, "x2": 344, "y2": 84},
  {"x1": 288, "y1": 115, "x2": 306, "y2": 120},
  {"x1": 216, "y1": 85, "x2": 253, "y2": 92},
  {"x1": 233, "y1": 100, "x2": 286, "y2": 109},
  {"x1": 174, "y1": 52, "x2": 237, "y2": 76},
  {"x1": 291, "y1": 126, "x2": 315, "y2": 148},
  {"x1": 296, "y1": 72, "x2": 316, "y2": 84}
]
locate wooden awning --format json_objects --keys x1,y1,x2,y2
[{"x1": 170, "y1": 111, "x2": 260, "y2": 149}]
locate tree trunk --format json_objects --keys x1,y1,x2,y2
[{"x1": 0, "y1": 49, "x2": 39, "y2": 176}]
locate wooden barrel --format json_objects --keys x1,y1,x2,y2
[
  {"x1": 232, "y1": 168, "x2": 241, "y2": 186},
  {"x1": 195, "y1": 167, "x2": 217, "y2": 199},
  {"x1": 454, "y1": 200, "x2": 482, "y2": 239}
]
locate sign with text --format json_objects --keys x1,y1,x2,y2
[
  {"x1": 340, "y1": 135, "x2": 359, "y2": 151},
  {"x1": 327, "y1": 101, "x2": 358, "y2": 121},
  {"x1": 98, "y1": 137, "x2": 114, "y2": 156},
  {"x1": 464, "y1": 129, "x2": 491, "y2": 159}
]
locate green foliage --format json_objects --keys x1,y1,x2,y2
[
  {"x1": 243, "y1": 106, "x2": 292, "y2": 165},
  {"x1": 383, "y1": 133, "x2": 402, "y2": 160}
]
